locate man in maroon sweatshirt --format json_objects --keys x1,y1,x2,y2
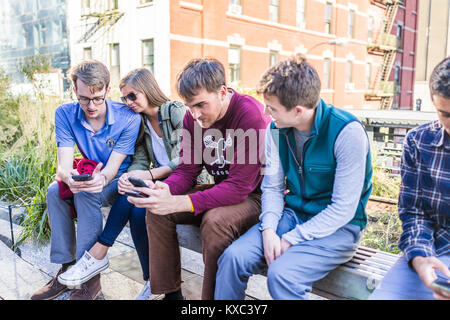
[{"x1": 128, "y1": 58, "x2": 268, "y2": 300}]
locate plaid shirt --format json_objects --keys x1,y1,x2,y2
[{"x1": 398, "y1": 121, "x2": 450, "y2": 262}]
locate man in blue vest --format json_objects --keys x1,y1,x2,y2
[{"x1": 214, "y1": 54, "x2": 373, "y2": 300}]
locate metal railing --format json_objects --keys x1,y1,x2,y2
[{"x1": 8, "y1": 203, "x2": 46, "y2": 250}]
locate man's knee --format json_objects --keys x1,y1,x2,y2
[
  {"x1": 218, "y1": 242, "x2": 245, "y2": 269},
  {"x1": 74, "y1": 191, "x2": 101, "y2": 202},
  {"x1": 46, "y1": 182, "x2": 60, "y2": 202}
]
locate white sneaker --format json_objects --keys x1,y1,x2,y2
[
  {"x1": 58, "y1": 251, "x2": 109, "y2": 287},
  {"x1": 135, "y1": 280, "x2": 151, "y2": 300}
]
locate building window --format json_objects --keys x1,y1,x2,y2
[
  {"x1": 82, "y1": 0, "x2": 90, "y2": 9},
  {"x1": 368, "y1": 15, "x2": 374, "y2": 43},
  {"x1": 40, "y1": 22, "x2": 47, "y2": 45},
  {"x1": 296, "y1": 0, "x2": 306, "y2": 29},
  {"x1": 394, "y1": 65, "x2": 401, "y2": 93},
  {"x1": 229, "y1": 46, "x2": 241, "y2": 85},
  {"x1": 83, "y1": 47, "x2": 92, "y2": 60},
  {"x1": 269, "y1": 51, "x2": 278, "y2": 67},
  {"x1": 269, "y1": 0, "x2": 280, "y2": 23},
  {"x1": 396, "y1": 24, "x2": 403, "y2": 49},
  {"x1": 365, "y1": 63, "x2": 372, "y2": 90},
  {"x1": 110, "y1": 43, "x2": 120, "y2": 84},
  {"x1": 325, "y1": 2, "x2": 333, "y2": 34},
  {"x1": 345, "y1": 60, "x2": 353, "y2": 88},
  {"x1": 142, "y1": 39, "x2": 154, "y2": 73},
  {"x1": 229, "y1": 0, "x2": 242, "y2": 15},
  {"x1": 323, "y1": 58, "x2": 331, "y2": 89},
  {"x1": 348, "y1": 10, "x2": 355, "y2": 39},
  {"x1": 109, "y1": 0, "x2": 119, "y2": 10},
  {"x1": 52, "y1": 20, "x2": 62, "y2": 44}
]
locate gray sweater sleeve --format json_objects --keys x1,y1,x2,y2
[
  {"x1": 259, "y1": 123, "x2": 286, "y2": 231},
  {"x1": 282, "y1": 121, "x2": 369, "y2": 245}
]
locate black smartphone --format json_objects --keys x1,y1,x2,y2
[
  {"x1": 128, "y1": 176, "x2": 148, "y2": 188},
  {"x1": 72, "y1": 174, "x2": 93, "y2": 181},
  {"x1": 124, "y1": 191, "x2": 149, "y2": 198},
  {"x1": 431, "y1": 276, "x2": 450, "y2": 294}
]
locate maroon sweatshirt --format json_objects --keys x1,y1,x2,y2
[{"x1": 164, "y1": 89, "x2": 269, "y2": 215}]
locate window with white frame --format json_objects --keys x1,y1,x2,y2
[
  {"x1": 269, "y1": 0, "x2": 280, "y2": 23},
  {"x1": 229, "y1": 0, "x2": 242, "y2": 15},
  {"x1": 365, "y1": 63, "x2": 372, "y2": 90},
  {"x1": 348, "y1": 10, "x2": 355, "y2": 39},
  {"x1": 325, "y1": 2, "x2": 333, "y2": 34},
  {"x1": 323, "y1": 58, "x2": 331, "y2": 89},
  {"x1": 110, "y1": 43, "x2": 120, "y2": 84},
  {"x1": 109, "y1": 0, "x2": 119, "y2": 10},
  {"x1": 297, "y1": 0, "x2": 306, "y2": 29},
  {"x1": 270, "y1": 51, "x2": 278, "y2": 67},
  {"x1": 345, "y1": 60, "x2": 353, "y2": 88},
  {"x1": 82, "y1": 0, "x2": 90, "y2": 9},
  {"x1": 229, "y1": 46, "x2": 241, "y2": 85},
  {"x1": 368, "y1": 15, "x2": 374, "y2": 43},
  {"x1": 83, "y1": 47, "x2": 92, "y2": 60},
  {"x1": 142, "y1": 39, "x2": 154, "y2": 73}
]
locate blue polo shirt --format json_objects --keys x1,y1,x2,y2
[{"x1": 55, "y1": 99, "x2": 141, "y2": 173}]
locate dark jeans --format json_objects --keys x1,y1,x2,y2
[{"x1": 98, "y1": 194, "x2": 149, "y2": 281}]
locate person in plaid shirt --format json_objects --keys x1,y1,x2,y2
[{"x1": 370, "y1": 57, "x2": 450, "y2": 300}]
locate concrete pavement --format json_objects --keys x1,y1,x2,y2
[{"x1": 0, "y1": 205, "x2": 276, "y2": 300}]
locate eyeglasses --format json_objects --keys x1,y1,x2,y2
[
  {"x1": 120, "y1": 92, "x2": 138, "y2": 104},
  {"x1": 78, "y1": 95, "x2": 106, "y2": 106}
]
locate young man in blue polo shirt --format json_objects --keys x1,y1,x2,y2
[
  {"x1": 31, "y1": 60, "x2": 140, "y2": 300},
  {"x1": 214, "y1": 55, "x2": 373, "y2": 300},
  {"x1": 370, "y1": 57, "x2": 450, "y2": 300}
]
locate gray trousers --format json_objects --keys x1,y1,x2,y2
[
  {"x1": 215, "y1": 208, "x2": 361, "y2": 300},
  {"x1": 47, "y1": 178, "x2": 119, "y2": 264}
]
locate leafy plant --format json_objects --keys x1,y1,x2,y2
[
  {"x1": 0, "y1": 95, "x2": 59, "y2": 243},
  {"x1": 0, "y1": 70, "x2": 22, "y2": 150}
]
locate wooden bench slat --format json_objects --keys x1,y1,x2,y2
[{"x1": 351, "y1": 253, "x2": 398, "y2": 270}]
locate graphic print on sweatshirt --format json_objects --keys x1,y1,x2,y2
[{"x1": 204, "y1": 134, "x2": 233, "y2": 175}]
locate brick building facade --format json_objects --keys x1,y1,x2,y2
[{"x1": 67, "y1": 0, "x2": 417, "y2": 110}]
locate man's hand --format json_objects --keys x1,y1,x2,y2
[
  {"x1": 69, "y1": 163, "x2": 105, "y2": 194},
  {"x1": 280, "y1": 238, "x2": 292, "y2": 255},
  {"x1": 412, "y1": 256, "x2": 450, "y2": 300},
  {"x1": 262, "y1": 228, "x2": 282, "y2": 267},
  {"x1": 127, "y1": 181, "x2": 192, "y2": 215}
]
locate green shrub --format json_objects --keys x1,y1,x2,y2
[{"x1": 0, "y1": 95, "x2": 59, "y2": 244}]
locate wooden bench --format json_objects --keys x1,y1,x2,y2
[{"x1": 176, "y1": 224, "x2": 400, "y2": 300}]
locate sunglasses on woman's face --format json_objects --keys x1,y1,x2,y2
[{"x1": 120, "y1": 92, "x2": 138, "y2": 103}]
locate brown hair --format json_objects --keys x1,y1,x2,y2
[
  {"x1": 257, "y1": 54, "x2": 321, "y2": 110},
  {"x1": 119, "y1": 68, "x2": 169, "y2": 108},
  {"x1": 69, "y1": 60, "x2": 110, "y2": 93},
  {"x1": 176, "y1": 57, "x2": 226, "y2": 101}
]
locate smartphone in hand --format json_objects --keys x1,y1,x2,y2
[
  {"x1": 128, "y1": 176, "x2": 148, "y2": 188},
  {"x1": 72, "y1": 174, "x2": 93, "y2": 181},
  {"x1": 124, "y1": 191, "x2": 149, "y2": 198},
  {"x1": 431, "y1": 276, "x2": 450, "y2": 294}
]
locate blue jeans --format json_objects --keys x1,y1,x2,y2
[
  {"x1": 97, "y1": 194, "x2": 149, "y2": 281},
  {"x1": 369, "y1": 253, "x2": 450, "y2": 300},
  {"x1": 215, "y1": 208, "x2": 361, "y2": 300}
]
